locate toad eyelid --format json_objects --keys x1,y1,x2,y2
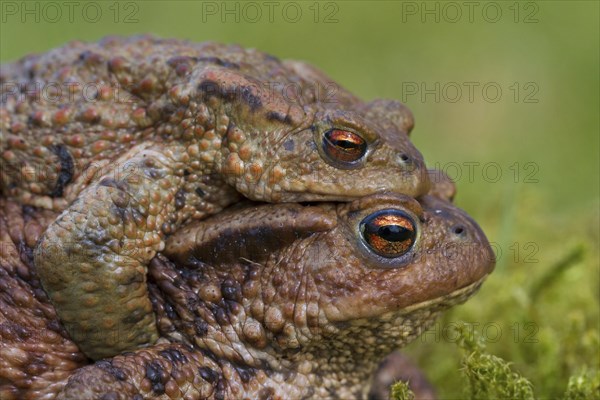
[{"x1": 324, "y1": 113, "x2": 378, "y2": 143}]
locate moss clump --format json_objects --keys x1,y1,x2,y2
[
  {"x1": 392, "y1": 322, "x2": 535, "y2": 399},
  {"x1": 392, "y1": 320, "x2": 599, "y2": 400},
  {"x1": 562, "y1": 369, "x2": 600, "y2": 400},
  {"x1": 390, "y1": 380, "x2": 415, "y2": 400},
  {"x1": 454, "y1": 322, "x2": 535, "y2": 399}
]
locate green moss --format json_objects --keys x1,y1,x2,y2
[
  {"x1": 395, "y1": 322, "x2": 599, "y2": 399},
  {"x1": 454, "y1": 322, "x2": 535, "y2": 399},
  {"x1": 390, "y1": 381, "x2": 415, "y2": 400},
  {"x1": 562, "y1": 369, "x2": 600, "y2": 400}
]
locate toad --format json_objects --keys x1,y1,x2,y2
[
  {"x1": 0, "y1": 36, "x2": 429, "y2": 358},
  {"x1": 57, "y1": 191, "x2": 494, "y2": 399}
]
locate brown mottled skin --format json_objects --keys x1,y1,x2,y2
[
  {"x1": 0, "y1": 186, "x2": 494, "y2": 399},
  {"x1": 0, "y1": 36, "x2": 430, "y2": 359},
  {"x1": 0, "y1": 200, "x2": 87, "y2": 399}
]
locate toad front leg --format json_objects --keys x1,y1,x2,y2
[{"x1": 33, "y1": 142, "x2": 235, "y2": 360}]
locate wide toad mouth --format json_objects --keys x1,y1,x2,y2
[
  {"x1": 313, "y1": 275, "x2": 492, "y2": 357},
  {"x1": 329, "y1": 273, "x2": 490, "y2": 333},
  {"x1": 276, "y1": 172, "x2": 430, "y2": 202},
  {"x1": 395, "y1": 274, "x2": 490, "y2": 315}
]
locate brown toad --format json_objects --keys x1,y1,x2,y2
[
  {"x1": 58, "y1": 191, "x2": 494, "y2": 399},
  {"x1": 0, "y1": 36, "x2": 429, "y2": 359}
]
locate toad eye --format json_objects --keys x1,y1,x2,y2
[
  {"x1": 360, "y1": 210, "x2": 417, "y2": 258},
  {"x1": 322, "y1": 129, "x2": 367, "y2": 165}
]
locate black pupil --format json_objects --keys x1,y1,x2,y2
[
  {"x1": 334, "y1": 139, "x2": 358, "y2": 150},
  {"x1": 378, "y1": 225, "x2": 412, "y2": 242}
]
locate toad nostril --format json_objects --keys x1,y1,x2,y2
[{"x1": 453, "y1": 225, "x2": 465, "y2": 235}]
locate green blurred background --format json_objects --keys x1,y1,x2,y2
[{"x1": 1, "y1": 1, "x2": 598, "y2": 398}]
